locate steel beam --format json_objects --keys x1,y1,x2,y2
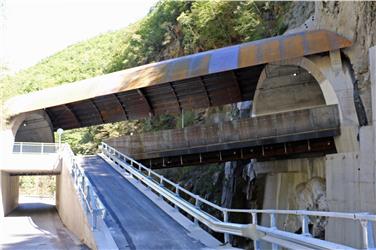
[{"x1": 137, "y1": 89, "x2": 154, "y2": 116}]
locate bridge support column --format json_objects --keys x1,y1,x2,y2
[{"x1": 0, "y1": 120, "x2": 20, "y2": 217}]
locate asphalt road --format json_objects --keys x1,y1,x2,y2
[
  {"x1": 0, "y1": 197, "x2": 86, "y2": 250},
  {"x1": 80, "y1": 156, "x2": 205, "y2": 250}
]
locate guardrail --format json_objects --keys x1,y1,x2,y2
[
  {"x1": 61, "y1": 143, "x2": 106, "y2": 231},
  {"x1": 101, "y1": 142, "x2": 376, "y2": 250},
  {"x1": 12, "y1": 142, "x2": 60, "y2": 154}
]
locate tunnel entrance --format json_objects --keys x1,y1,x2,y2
[
  {"x1": 1, "y1": 174, "x2": 84, "y2": 249},
  {"x1": 18, "y1": 175, "x2": 56, "y2": 202}
]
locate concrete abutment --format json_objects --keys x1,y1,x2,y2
[{"x1": 255, "y1": 47, "x2": 376, "y2": 248}]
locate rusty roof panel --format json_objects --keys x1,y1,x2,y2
[{"x1": 5, "y1": 30, "x2": 352, "y2": 130}]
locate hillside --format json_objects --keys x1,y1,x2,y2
[{"x1": 1, "y1": 0, "x2": 290, "y2": 154}]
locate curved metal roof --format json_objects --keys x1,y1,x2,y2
[{"x1": 5, "y1": 30, "x2": 351, "y2": 130}]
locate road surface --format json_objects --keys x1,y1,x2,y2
[
  {"x1": 0, "y1": 196, "x2": 86, "y2": 250},
  {"x1": 80, "y1": 156, "x2": 206, "y2": 250}
]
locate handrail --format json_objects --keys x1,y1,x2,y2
[
  {"x1": 12, "y1": 142, "x2": 60, "y2": 154},
  {"x1": 61, "y1": 143, "x2": 106, "y2": 231},
  {"x1": 101, "y1": 142, "x2": 375, "y2": 249}
]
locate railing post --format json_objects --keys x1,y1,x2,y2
[
  {"x1": 20, "y1": 143, "x2": 23, "y2": 153},
  {"x1": 159, "y1": 176, "x2": 164, "y2": 187},
  {"x1": 361, "y1": 219, "x2": 375, "y2": 249},
  {"x1": 174, "y1": 184, "x2": 179, "y2": 210},
  {"x1": 270, "y1": 213, "x2": 280, "y2": 250},
  {"x1": 158, "y1": 176, "x2": 164, "y2": 199},
  {"x1": 252, "y1": 212, "x2": 260, "y2": 250},
  {"x1": 41, "y1": 143, "x2": 44, "y2": 153},
  {"x1": 223, "y1": 210, "x2": 230, "y2": 244},
  {"x1": 301, "y1": 215, "x2": 312, "y2": 237},
  {"x1": 270, "y1": 213, "x2": 277, "y2": 229},
  {"x1": 194, "y1": 196, "x2": 201, "y2": 225}
]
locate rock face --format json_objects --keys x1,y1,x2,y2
[
  {"x1": 315, "y1": 2, "x2": 375, "y2": 123},
  {"x1": 283, "y1": 1, "x2": 315, "y2": 31},
  {"x1": 295, "y1": 177, "x2": 329, "y2": 238}
]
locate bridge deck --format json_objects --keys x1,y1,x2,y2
[
  {"x1": 80, "y1": 156, "x2": 207, "y2": 250},
  {"x1": 105, "y1": 105, "x2": 339, "y2": 168}
]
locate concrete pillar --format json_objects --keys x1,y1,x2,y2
[{"x1": 0, "y1": 171, "x2": 19, "y2": 217}]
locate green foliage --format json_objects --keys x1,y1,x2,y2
[
  {"x1": 177, "y1": 1, "x2": 290, "y2": 53},
  {"x1": 2, "y1": 0, "x2": 292, "y2": 154},
  {"x1": 19, "y1": 176, "x2": 56, "y2": 197},
  {"x1": 60, "y1": 120, "x2": 142, "y2": 155}
]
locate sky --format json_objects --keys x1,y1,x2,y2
[{"x1": 1, "y1": 0, "x2": 158, "y2": 73}]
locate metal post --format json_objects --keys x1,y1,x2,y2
[
  {"x1": 159, "y1": 176, "x2": 164, "y2": 186},
  {"x1": 174, "y1": 184, "x2": 179, "y2": 210},
  {"x1": 361, "y1": 219, "x2": 375, "y2": 249},
  {"x1": 41, "y1": 143, "x2": 44, "y2": 153},
  {"x1": 181, "y1": 108, "x2": 184, "y2": 128},
  {"x1": 223, "y1": 211, "x2": 230, "y2": 244},
  {"x1": 92, "y1": 209, "x2": 98, "y2": 230},
  {"x1": 158, "y1": 177, "x2": 164, "y2": 199},
  {"x1": 252, "y1": 212, "x2": 260, "y2": 250},
  {"x1": 20, "y1": 143, "x2": 23, "y2": 153},
  {"x1": 194, "y1": 196, "x2": 200, "y2": 225},
  {"x1": 57, "y1": 128, "x2": 63, "y2": 150},
  {"x1": 270, "y1": 213, "x2": 279, "y2": 250},
  {"x1": 301, "y1": 215, "x2": 312, "y2": 237},
  {"x1": 270, "y1": 213, "x2": 277, "y2": 228}
]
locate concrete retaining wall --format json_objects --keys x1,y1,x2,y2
[{"x1": 56, "y1": 159, "x2": 96, "y2": 249}]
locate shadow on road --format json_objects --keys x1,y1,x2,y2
[{"x1": 1, "y1": 196, "x2": 88, "y2": 250}]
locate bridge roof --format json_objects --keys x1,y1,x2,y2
[{"x1": 5, "y1": 30, "x2": 351, "y2": 130}]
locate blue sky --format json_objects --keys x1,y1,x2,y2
[{"x1": 1, "y1": 0, "x2": 158, "y2": 72}]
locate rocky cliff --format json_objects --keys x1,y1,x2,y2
[{"x1": 170, "y1": 2, "x2": 376, "y2": 248}]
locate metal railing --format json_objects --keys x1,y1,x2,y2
[
  {"x1": 60, "y1": 143, "x2": 106, "y2": 231},
  {"x1": 101, "y1": 142, "x2": 376, "y2": 250},
  {"x1": 12, "y1": 142, "x2": 60, "y2": 154}
]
